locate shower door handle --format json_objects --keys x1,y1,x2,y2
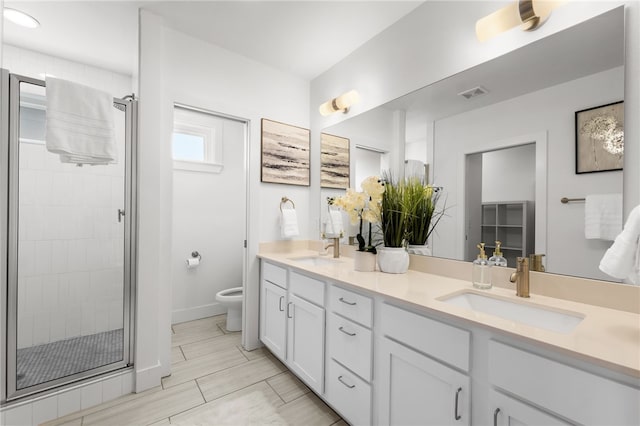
[{"x1": 118, "y1": 209, "x2": 126, "y2": 223}]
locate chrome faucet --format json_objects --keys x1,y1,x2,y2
[
  {"x1": 510, "y1": 257, "x2": 530, "y2": 298},
  {"x1": 324, "y1": 237, "x2": 340, "y2": 258}
]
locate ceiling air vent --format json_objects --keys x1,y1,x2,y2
[{"x1": 458, "y1": 86, "x2": 489, "y2": 100}]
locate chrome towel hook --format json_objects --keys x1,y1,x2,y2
[{"x1": 191, "y1": 251, "x2": 201, "y2": 261}]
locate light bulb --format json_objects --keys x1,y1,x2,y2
[{"x1": 318, "y1": 90, "x2": 360, "y2": 116}]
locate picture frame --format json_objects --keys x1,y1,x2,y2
[
  {"x1": 261, "y1": 118, "x2": 310, "y2": 186},
  {"x1": 575, "y1": 101, "x2": 624, "y2": 174},
  {"x1": 320, "y1": 133, "x2": 350, "y2": 189}
]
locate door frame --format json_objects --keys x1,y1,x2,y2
[{"x1": 458, "y1": 131, "x2": 548, "y2": 262}]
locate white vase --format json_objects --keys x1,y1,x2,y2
[
  {"x1": 407, "y1": 244, "x2": 432, "y2": 256},
  {"x1": 377, "y1": 246, "x2": 410, "y2": 274},
  {"x1": 353, "y1": 251, "x2": 376, "y2": 272}
]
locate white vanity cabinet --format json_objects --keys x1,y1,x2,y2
[
  {"x1": 287, "y1": 271, "x2": 326, "y2": 394},
  {"x1": 259, "y1": 257, "x2": 640, "y2": 426},
  {"x1": 489, "y1": 390, "x2": 571, "y2": 426},
  {"x1": 488, "y1": 340, "x2": 640, "y2": 426},
  {"x1": 259, "y1": 262, "x2": 326, "y2": 394},
  {"x1": 377, "y1": 303, "x2": 471, "y2": 426},
  {"x1": 325, "y1": 285, "x2": 374, "y2": 426},
  {"x1": 259, "y1": 262, "x2": 288, "y2": 360}
]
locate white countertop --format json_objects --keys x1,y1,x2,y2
[{"x1": 258, "y1": 249, "x2": 640, "y2": 379}]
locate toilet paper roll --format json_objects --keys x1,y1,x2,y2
[{"x1": 186, "y1": 258, "x2": 200, "y2": 269}]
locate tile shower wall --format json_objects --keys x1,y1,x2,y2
[
  {"x1": 17, "y1": 138, "x2": 125, "y2": 349},
  {"x1": 4, "y1": 44, "x2": 133, "y2": 349}
]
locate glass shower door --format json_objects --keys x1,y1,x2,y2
[{"x1": 6, "y1": 74, "x2": 134, "y2": 400}]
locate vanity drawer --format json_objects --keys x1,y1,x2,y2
[
  {"x1": 489, "y1": 340, "x2": 640, "y2": 425},
  {"x1": 328, "y1": 312, "x2": 372, "y2": 381},
  {"x1": 262, "y1": 261, "x2": 287, "y2": 289},
  {"x1": 330, "y1": 285, "x2": 373, "y2": 328},
  {"x1": 326, "y1": 359, "x2": 372, "y2": 426},
  {"x1": 381, "y1": 302, "x2": 470, "y2": 372},
  {"x1": 289, "y1": 271, "x2": 325, "y2": 306}
]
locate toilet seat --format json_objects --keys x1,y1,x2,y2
[{"x1": 216, "y1": 286, "x2": 243, "y2": 301}]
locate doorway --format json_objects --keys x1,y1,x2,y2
[
  {"x1": 465, "y1": 143, "x2": 536, "y2": 264},
  {"x1": 170, "y1": 104, "x2": 248, "y2": 327}
]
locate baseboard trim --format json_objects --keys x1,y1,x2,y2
[
  {"x1": 172, "y1": 303, "x2": 226, "y2": 325},
  {"x1": 135, "y1": 362, "x2": 162, "y2": 392}
]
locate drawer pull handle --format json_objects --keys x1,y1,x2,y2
[
  {"x1": 338, "y1": 326, "x2": 356, "y2": 337},
  {"x1": 287, "y1": 302, "x2": 293, "y2": 319},
  {"x1": 493, "y1": 408, "x2": 500, "y2": 426},
  {"x1": 339, "y1": 297, "x2": 356, "y2": 306},
  {"x1": 454, "y1": 387, "x2": 462, "y2": 420},
  {"x1": 278, "y1": 296, "x2": 284, "y2": 312},
  {"x1": 338, "y1": 375, "x2": 355, "y2": 389}
]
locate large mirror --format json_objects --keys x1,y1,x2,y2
[{"x1": 321, "y1": 6, "x2": 625, "y2": 282}]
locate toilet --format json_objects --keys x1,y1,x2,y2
[{"x1": 215, "y1": 286, "x2": 243, "y2": 332}]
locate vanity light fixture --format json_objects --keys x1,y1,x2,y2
[
  {"x1": 3, "y1": 7, "x2": 40, "y2": 29},
  {"x1": 476, "y1": 0, "x2": 566, "y2": 42},
  {"x1": 319, "y1": 90, "x2": 360, "y2": 116}
]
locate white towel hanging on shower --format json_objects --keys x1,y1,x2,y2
[{"x1": 45, "y1": 77, "x2": 117, "y2": 165}]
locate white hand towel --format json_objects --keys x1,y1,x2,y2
[
  {"x1": 599, "y1": 204, "x2": 640, "y2": 285},
  {"x1": 326, "y1": 210, "x2": 343, "y2": 237},
  {"x1": 46, "y1": 77, "x2": 117, "y2": 165},
  {"x1": 281, "y1": 208, "x2": 299, "y2": 238},
  {"x1": 585, "y1": 194, "x2": 622, "y2": 241}
]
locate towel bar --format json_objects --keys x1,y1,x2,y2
[
  {"x1": 561, "y1": 197, "x2": 586, "y2": 204},
  {"x1": 280, "y1": 197, "x2": 295, "y2": 211}
]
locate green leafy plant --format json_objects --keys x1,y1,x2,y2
[
  {"x1": 380, "y1": 175, "x2": 408, "y2": 248},
  {"x1": 405, "y1": 177, "x2": 445, "y2": 246}
]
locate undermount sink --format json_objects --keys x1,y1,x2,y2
[
  {"x1": 288, "y1": 256, "x2": 342, "y2": 266},
  {"x1": 438, "y1": 290, "x2": 584, "y2": 334}
]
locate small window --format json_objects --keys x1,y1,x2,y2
[
  {"x1": 172, "y1": 132, "x2": 205, "y2": 162},
  {"x1": 172, "y1": 105, "x2": 224, "y2": 173}
]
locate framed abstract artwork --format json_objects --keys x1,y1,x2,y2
[
  {"x1": 320, "y1": 133, "x2": 350, "y2": 189},
  {"x1": 261, "y1": 118, "x2": 310, "y2": 186},
  {"x1": 575, "y1": 101, "x2": 624, "y2": 174}
]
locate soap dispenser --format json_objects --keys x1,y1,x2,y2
[
  {"x1": 488, "y1": 241, "x2": 508, "y2": 267},
  {"x1": 472, "y1": 243, "x2": 492, "y2": 289}
]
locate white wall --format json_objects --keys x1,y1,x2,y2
[
  {"x1": 482, "y1": 144, "x2": 536, "y2": 203},
  {"x1": 310, "y1": 0, "x2": 638, "y2": 239},
  {"x1": 136, "y1": 9, "x2": 310, "y2": 391},
  {"x1": 3, "y1": 45, "x2": 131, "y2": 96},
  {"x1": 171, "y1": 116, "x2": 245, "y2": 324},
  {"x1": 136, "y1": 9, "x2": 172, "y2": 390},
  {"x1": 433, "y1": 67, "x2": 623, "y2": 281}
]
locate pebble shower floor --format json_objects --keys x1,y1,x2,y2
[{"x1": 16, "y1": 329, "x2": 123, "y2": 389}]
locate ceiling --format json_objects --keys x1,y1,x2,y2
[{"x1": 2, "y1": 1, "x2": 423, "y2": 80}]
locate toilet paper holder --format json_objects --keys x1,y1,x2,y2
[{"x1": 191, "y1": 251, "x2": 202, "y2": 261}]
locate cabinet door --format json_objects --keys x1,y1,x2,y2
[
  {"x1": 260, "y1": 280, "x2": 287, "y2": 360},
  {"x1": 490, "y1": 391, "x2": 571, "y2": 426},
  {"x1": 377, "y1": 337, "x2": 470, "y2": 426},
  {"x1": 287, "y1": 294, "x2": 325, "y2": 394}
]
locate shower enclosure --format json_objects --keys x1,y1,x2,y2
[{"x1": 1, "y1": 71, "x2": 137, "y2": 402}]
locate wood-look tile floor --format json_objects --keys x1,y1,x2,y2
[{"x1": 43, "y1": 315, "x2": 345, "y2": 426}]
